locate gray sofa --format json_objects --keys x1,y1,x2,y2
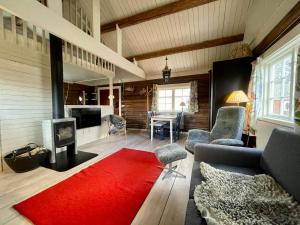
[{"x1": 185, "y1": 128, "x2": 300, "y2": 225}]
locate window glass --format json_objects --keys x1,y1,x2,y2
[
  {"x1": 157, "y1": 85, "x2": 190, "y2": 112},
  {"x1": 265, "y1": 53, "x2": 294, "y2": 120}
]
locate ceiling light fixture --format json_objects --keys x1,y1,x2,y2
[{"x1": 162, "y1": 56, "x2": 171, "y2": 83}]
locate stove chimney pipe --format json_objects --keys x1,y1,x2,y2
[{"x1": 50, "y1": 34, "x2": 64, "y2": 119}]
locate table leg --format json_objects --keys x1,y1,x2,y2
[
  {"x1": 170, "y1": 119, "x2": 173, "y2": 144},
  {"x1": 151, "y1": 118, "x2": 153, "y2": 142}
]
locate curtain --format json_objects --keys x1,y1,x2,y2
[
  {"x1": 247, "y1": 58, "x2": 263, "y2": 134},
  {"x1": 151, "y1": 84, "x2": 158, "y2": 112},
  {"x1": 295, "y1": 47, "x2": 300, "y2": 134},
  {"x1": 189, "y1": 80, "x2": 198, "y2": 113}
]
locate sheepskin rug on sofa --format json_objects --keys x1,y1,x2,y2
[{"x1": 194, "y1": 162, "x2": 300, "y2": 225}]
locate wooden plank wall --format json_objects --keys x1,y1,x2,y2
[
  {"x1": 113, "y1": 74, "x2": 210, "y2": 131},
  {"x1": 64, "y1": 83, "x2": 95, "y2": 105},
  {"x1": 0, "y1": 40, "x2": 52, "y2": 171}
]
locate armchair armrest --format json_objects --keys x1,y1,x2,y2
[
  {"x1": 194, "y1": 143, "x2": 262, "y2": 169},
  {"x1": 210, "y1": 138, "x2": 244, "y2": 146},
  {"x1": 187, "y1": 129, "x2": 210, "y2": 143}
]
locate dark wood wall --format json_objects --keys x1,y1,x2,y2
[
  {"x1": 116, "y1": 74, "x2": 210, "y2": 131},
  {"x1": 64, "y1": 83, "x2": 95, "y2": 105}
]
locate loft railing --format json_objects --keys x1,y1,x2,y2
[
  {"x1": 0, "y1": 8, "x2": 115, "y2": 76},
  {"x1": 63, "y1": 40, "x2": 115, "y2": 75},
  {"x1": 62, "y1": 0, "x2": 93, "y2": 36},
  {"x1": 0, "y1": 10, "x2": 48, "y2": 54}
]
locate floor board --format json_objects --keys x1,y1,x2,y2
[{"x1": 0, "y1": 130, "x2": 193, "y2": 225}]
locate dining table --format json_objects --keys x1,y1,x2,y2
[{"x1": 150, "y1": 114, "x2": 177, "y2": 144}]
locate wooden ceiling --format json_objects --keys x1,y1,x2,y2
[
  {"x1": 101, "y1": 0, "x2": 254, "y2": 79},
  {"x1": 101, "y1": 0, "x2": 217, "y2": 33},
  {"x1": 126, "y1": 34, "x2": 244, "y2": 61}
]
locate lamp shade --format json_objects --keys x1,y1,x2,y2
[
  {"x1": 179, "y1": 101, "x2": 186, "y2": 107},
  {"x1": 226, "y1": 90, "x2": 249, "y2": 104}
]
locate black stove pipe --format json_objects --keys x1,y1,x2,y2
[{"x1": 50, "y1": 34, "x2": 64, "y2": 119}]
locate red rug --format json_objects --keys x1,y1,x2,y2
[{"x1": 14, "y1": 148, "x2": 163, "y2": 225}]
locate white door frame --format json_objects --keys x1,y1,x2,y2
[{"x1": 97, "y1": 86, "x2": 122, "y2": 116}]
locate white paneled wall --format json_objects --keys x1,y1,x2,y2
[
  {"x1": 256, "y1": 119, "x2": 294, "y2": 149},
  {"x1": 0, "y1": 41, "x2": 52, "y2": 171},
  {"x1": 0, "y1": 43, "x2": 114, "y2": 171}
]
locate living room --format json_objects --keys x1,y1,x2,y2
[{"x1": 0, "y1": 0, "x2": 299, "y2": 225}]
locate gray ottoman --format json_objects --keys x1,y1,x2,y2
[{"x1": 155, "y1": 143, "x2": 187, "y2": 179}]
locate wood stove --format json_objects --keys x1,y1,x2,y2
[
  {"x1": 41, "y1": 35, "x2": 97, "y2": 171},
  {"x1": 42, "y1": 118, "x2": 77, "y2": 164}
]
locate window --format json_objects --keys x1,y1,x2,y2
[
  {"x1": 262, "y1": 42, "x2": 298, "y2": 122},
  {"x1": 158, "y1": 89, "x2": 172, "y2": 112},
  {"x1": 266, "y1": 53, "x2": 293, "y2": 118},
  {"x1": 174, "y1": 88, "x2": 190, "y2": 111},
  {"x1": 157, "y1": 83, "x2": 190, "y2": 112}
]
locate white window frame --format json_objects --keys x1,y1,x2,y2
[
  {"x1": 156, "y1": 83, "x2": 191, "y2": 113},
  {"x1": 261, "y1": 38, "x2": 299, "y2": 123},
  {"x1": 263, "y1": 50, "x2": 295, "y2": 120}
]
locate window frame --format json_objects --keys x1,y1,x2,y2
[
  {"x1": 156, "y1": 83, "x2": 191, "y2": 113},
  {"x1": 261, "y1": 43, "x2": 298, "y2": 123},
  {"x1": 264, "y1": 50, "x2": 295, "y2": 120}
]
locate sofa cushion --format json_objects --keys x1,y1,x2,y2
[
  {"x1": 189, "y1": 161, "x2": 263, "y2": 199},
  {"x1": 260, "y1": 128, "x2": 300, "y2": 202}
]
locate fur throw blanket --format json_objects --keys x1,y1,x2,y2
[{"x1": 194, "y1": 162, "x2": 300, "y2": 225}]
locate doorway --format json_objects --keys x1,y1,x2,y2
[{"x1": 97, "y1": 86, "x2": 121, "y2": 116}]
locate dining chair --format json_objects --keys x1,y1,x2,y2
[
  {"x1": 163, "y1": 112, "x2": 183, "y2": 142},
  {"x1": 147, "y1": 111, "x2": 168, "y2": 140}
]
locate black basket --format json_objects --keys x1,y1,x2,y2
[{"x1": 4, "y1": 144, "x2": 49, "y2": 173}]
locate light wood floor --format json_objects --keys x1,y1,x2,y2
[{"x1": 0, "y1": 130, "x2": 194, "y2": 225}]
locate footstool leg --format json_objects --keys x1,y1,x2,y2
[
  {"x1": 171, "y1": 169, "x2": 186, "y2": 178},
  {"x1": 162, "y1": 163, "x2": 186, "y2": 180},
  {"x1": 162, "y1": 169, "x2": 172, "y2": 180}
]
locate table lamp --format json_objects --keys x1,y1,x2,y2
[
  {"x1": 226, "y1": 90, "x2": 249, "y2": 106},
  {"x1": 180, "y1": 101, "x2": 186, "y2": 112}
]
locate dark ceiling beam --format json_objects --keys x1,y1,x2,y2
[
  {"x1": 126, "y1": 34, "x2": 244, "y2": 61},
  {"x1": 253, "y1": 1, "x2": 300, "y2": 56},
  {"x1": 101, "y1": 0, "x2": 217, "y2": 33}
]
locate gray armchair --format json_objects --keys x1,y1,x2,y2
[{"x1": 185, "y1": 106, "x2": 245, "y2": 153}]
